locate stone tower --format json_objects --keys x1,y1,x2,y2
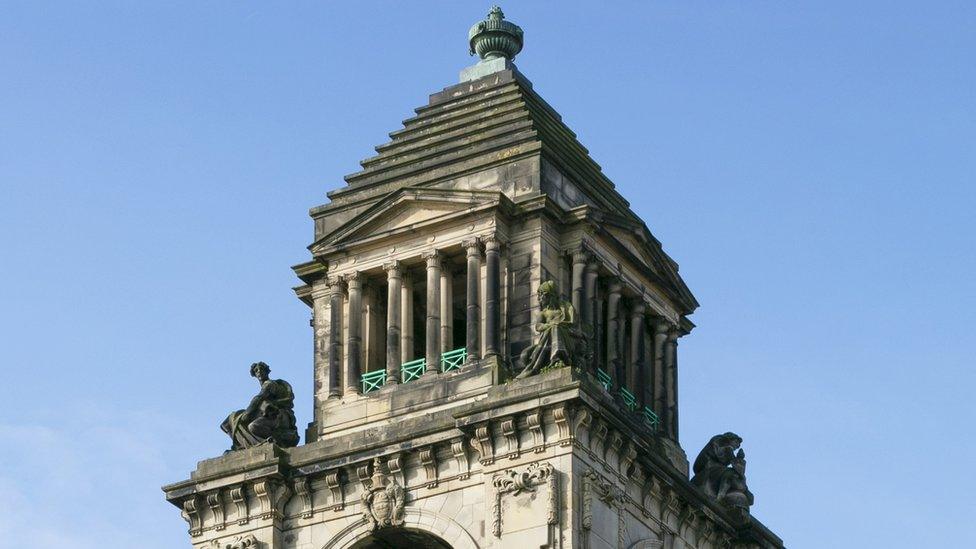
[{"x1": 164, "y1": 8, "x2": 785, "y2": 549}]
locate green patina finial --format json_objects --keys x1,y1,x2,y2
[{"x1": 468, "y1": 5, "x2": 524, "y2": 61}]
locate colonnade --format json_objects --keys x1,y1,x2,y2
[
  {"x1": 324, "y1": 237, "x2": 501, "y2": 397},
  {"x1": 571, "y1": 250, "x2": 681, "y2": 440}
]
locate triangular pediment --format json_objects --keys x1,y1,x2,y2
[
  {"x1": 605, "y1": 224, "x2": 657, "y2": 271},
  {"x1": 311, "y1": 187, "x2": 507, "y2": 254}
]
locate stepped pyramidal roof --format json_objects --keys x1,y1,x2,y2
[{"x1": 301, "y1": 8, "x2": 697, "y2": 321}]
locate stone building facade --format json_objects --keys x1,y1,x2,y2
[{"x1": 164, "y1": 8, "x2": 784, "y2": 549}]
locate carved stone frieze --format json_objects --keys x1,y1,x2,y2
[
  {"x1": 553, "y1": 403, "x2": 572, "y2": 445},
  {"x1": 182, "y1": 495, "x2": 203, "y2": 537},
  {"x1": 589, "y1": 418, "x2": 608, "y2": 456},
  {"x1": 451, "y1": 437, "x2": 470, "y2": 479},
  {"x1": 252, "y1": 478, "x2": 291, "y2": 521},
  {"x1": 470, "y1": 423, "x2": 495, "y2": 464},
  {"x1": 619, "y1": 442, "x2": 638, "y2": 478},
  {"x1": 500, "y1": 416, "x2": 519, "y2": 459},
  {"x1": 325, "y1": 469, "x2": 344, "y2": 511},
  {"x1": 419, "y1": 446, "x2": 439, "y2": 488},
  {"x1": 361, "y1": 458, "x2": 405, "y2": 531},
  {"x1": 212, "y1": 534, "x2": 259, "y2": 549},
  {"x1": 604, "y1": 431, "x2": 623, "y2": 473},
  {"x1": 387, "y1": 452, "x2": 406, "y2": 486},
  {"x1": 572, "y1": 406, "x2": 592, "y2": 448},
  {"x1": 292, "y1": 476, "x2": 313, "y2": 518},
  {"x1": 206, "y1": 490, "x2": 226, "y2": 531},
  {"x1": 491, "y1": 461, "x2": 557, "y2": 538},
  {"x1": 525, "y1": 409, "x2": 545, "y2": 452}
]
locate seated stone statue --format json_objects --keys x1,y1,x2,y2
[
  {"x1": 221, "y1": 362, "x2": 300, "y2": 451},
  {"x1": 516, "y1": 280, "x2": 587, "y2": 379},
  {"x1": 690, "y1": 432, "x2": 754, "y2": 510}
]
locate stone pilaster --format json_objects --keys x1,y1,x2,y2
[
  {"x1": 311, "y1": 278, "x2": 331, "y2": 408},
  {"x1": 463, "y1": 238, "x2": 481, "y2": 362},
  {"x1": 423, "y1": 251, "x2": 442, "y2": 374},
  {"x1": 484, "y1": 236, "x2": 501, "y2": 358},
  {"x1": 344, "y1": 272, "x2": 362, "y2": 395},
  {"x1": 384, "y1": 262, "x2": 402, "y2": 385},
  {"x1": 327, "y1": 276, "x2": 345, "y2": 398}
]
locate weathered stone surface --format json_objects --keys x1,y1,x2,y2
[{"x1": 166, "y1": 7, "x2": 784, "y2": 549}]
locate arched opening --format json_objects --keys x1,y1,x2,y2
[{"x1": 349, "y1": 527, "x2": 452, "y2": 549}]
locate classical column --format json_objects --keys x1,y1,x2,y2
[
  {"x1": 652, "y1": 318, "x2": 668, "y2": 421},
  {"x1": 400, "y1": 273, "x2": 414, "y2": 363},
  {"x1": 664, "y1": 327, "x2": 679, "y2": 440},
  {"x1": 423, "y1": 251, "x2": 442, "y2": 374},
  {"x1": 440, "y1": 262, "x2": 454, "y2": 353},
  {"x1": 327, "y1": 276, "x2": 345, "y2": 398},
  {"x1": 629, "y1": 301, "x2": 646, "y2": 403},
  {"x1": 584, "y1": 260, "x2": 599, "y2": 329},
  {"x1": 384, "y1": 262, "x2": 402, "y2": 385},
  {"x1": 571, "y1": 250, "x2": 587, "y2": 326},
  {"x1": 484, "y1": 236, "x2": 501, "y2": 358},
  {"x1": 463, "y1": 238, "x2": 481, "y2": 362},
  {"x1": 344, "y1": 272, "x2": 362, "y2": 395},
  {"x1": 592, "y1": 276, "x2": 604, "y2": 373},
  {"x1": 605, "y1": 279, "x2": 622, "y2": 384}
]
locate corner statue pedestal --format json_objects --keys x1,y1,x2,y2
[{"x1": 221, "y1": 362, "x2": 299, "y2": 451}]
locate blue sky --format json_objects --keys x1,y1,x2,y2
[{"x1": 1, "y1": 2, "x2": 973, "y2": 547}]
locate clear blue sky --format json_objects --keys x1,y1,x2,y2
[{"x1": 1, "y1": 2, "x2": 973, "y2": 548}]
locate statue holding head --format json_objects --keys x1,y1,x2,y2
[
  {"x1": 515, "y1": 280, "x2": 587, "y2": 378},
  {"x1": 691, "y1": 432, "x2": 754, "y2": 511},
  {"x1": 220, "y1": 361, "x2": 300, "y2": 451}
]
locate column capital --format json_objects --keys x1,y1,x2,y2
[
  {"x1": 383, "y1": 261, "x2": 402, "y2": 276},
  {"x1": 653, "y1": 317, "x2": 671, "y2": 334},
  {"x1": 327, "y1": 275, "x2": 346, "y2": 291},
  {"x1": 343, "y1": 271, "x2": 362, "y2": 286},
  {"x1": 667, "y1": 328, "x2": 680, "y2": 343},
  {"x1": 462, "y1": 238, "x2": 481, "y2": 255},
  {"x1": 422, "y1": 250, "x2": 442, "y2": 265},
  {"x1": 608, "y1": 278, "x2": 623, "y2": 294},
  {"x1": 630, "y1": 301, "x2": 646, "y2": 317},
  {"x1": 571, "y1": 248, "x2": 590, "y2": 264},
  {"x1": 483, "y1": 234, "x2": 501, "y2": 251}
]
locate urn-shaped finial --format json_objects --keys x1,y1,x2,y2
[{"x1": 468, "y1": 6, "x2": 524, "y2": 61}]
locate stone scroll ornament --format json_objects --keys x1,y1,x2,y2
[
  {"x1": 220, "y1": 362, "x2": 300, "y2": 451},
  {"x1": 690, "y1": 432, "x2": 754, "y2": 511},
  {"x1": 491, "y1": 462, "x2": 557, "y2": 537},
  {"x1": 516, "y1": 281, "x2": 589, "y2": 378},
  {"x1": 361, "y1": 458, "x2": 406, "y2": 531}
]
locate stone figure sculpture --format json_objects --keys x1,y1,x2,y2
[
  {"x1": 690, "y1": 432, "x2": 754, "y2": 510},
  {"x1": 221, "y1": 362, "x2": 300, "y2": 450},
  {"x1": 516, "y1": 281, "x2": 587, "y2": 378}
]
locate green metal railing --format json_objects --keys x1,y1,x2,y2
[
  {"x1": 360, "y1": 370, "x2": 387, "y2": 394},
  {"x1": 619, "y1": 388, "x2": 637, "y2": 411},
  {"x1": 441, "y1": 348, "x2": 466, "y2": 372},
  {"x1": 596, "y1": 368, "x2": 612, "y2": 392},
  {"x1": 642, "y1": 406, "x2": 660, "y2": 430},
  {"x1": 401, "y1": 358, "x2": 426, "y2": 383}
]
